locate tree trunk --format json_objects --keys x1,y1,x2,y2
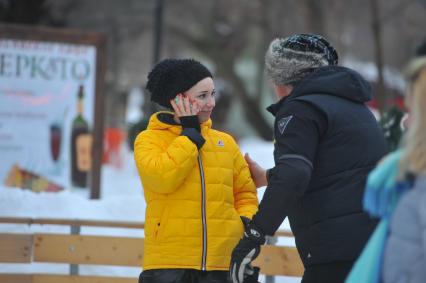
[
  {"x1": 219, "y1": 63, "x2": 273, "y2": 140},
  {"x1": 300, "y1": 0, "x2": 325, "y2": 33},
  {"x1": 370, "y1": 0, "x2": 387, "y2": 114}
]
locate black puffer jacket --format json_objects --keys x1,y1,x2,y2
[{"x1": 252, "y1": 66, "x2": 387, "y2": 266}]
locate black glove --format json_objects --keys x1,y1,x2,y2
[
  {"x1": 230, "y1": 217, "x2": 265, "y2": 283},
  {"x1": 180, "y1": 115, "x2": 201, "y2": 132},
  {"x1": 243, "y1": 265, "x2": 260, "y2": 283},
  {"x1": 180, "y1": 115, "x2": 205, "y2": 149}
]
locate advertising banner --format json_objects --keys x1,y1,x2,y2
[{"x1": 0, "y1": 24, "x2": 106, "y2": 198}]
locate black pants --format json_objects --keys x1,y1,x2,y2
[
  {"x1": 139, "y1": 269, "x2": 230, "y2": 283},
  {"x1": 301, "y1": 261, "x2": 354, "y2": 283}
]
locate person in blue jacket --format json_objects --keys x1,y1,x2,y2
[{"x1": 381, "y1": 57, "x2": 426, "y2": 283}]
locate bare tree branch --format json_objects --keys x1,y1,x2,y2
[{"x1": 166, "y1": 1, "x2": 274, "y2": 139}]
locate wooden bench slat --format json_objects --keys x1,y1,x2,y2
[
  {"x1": 0, "y1": 274, "x2": 33, "y2": 283},
  {"x1": 273, "y1": 230, "x2": 294, "y2": 238},
  {"x1": 0, "y1": 217, "x2": 145, "y2": 229},
  {"x1": 0, "y1": 217, "x2": 294, "y2": 237},
  {"x1": 253, "y1": 245, "x2": 304, "y2": 277},
  {"x1": 0, "y1": 217, "x2": 294, "y2": 238},
  {"x1": 0, "y1": 234, "x2": 32, "y2": 263},
  {"x1": 33, "y1": 233, "x2": 144, "y2": 266},
  {"x1": 10, "y1": 232, "x2": 303, "y2": 277},
  {"x1": 0, "y1": 218, "x2": 303, "y2": 279},
  {"x1": 33, "y1": 275, "x2": 137, "y2": 283},
  {"x1": 0, "y1": 274, "x2": 138, "y2": 283}
]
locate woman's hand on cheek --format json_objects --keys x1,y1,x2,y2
[
  {"x1": 170, "y1": 94, "x2": 200, "y2": 117},
  {"x1": 189, "y1": 98, "x2": 200, "y2": 116},
  {"x1": 170, "y1": 94, "x2": 185, "y2": 116}
]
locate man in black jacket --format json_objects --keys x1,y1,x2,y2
[{"x1": 230, "y1": 34, "x2": 387, "y2": 283}]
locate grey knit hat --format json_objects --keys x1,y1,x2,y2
[
  {"x1": 146, "y1": 58, "x2": 213, "y2": 109},
  {"x1": 265, "y1": 33, "x2": 338, "y2": 85}
]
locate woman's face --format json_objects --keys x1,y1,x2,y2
[{"x1": 183, "y1": 77, "x2": 216, "y2": 123}]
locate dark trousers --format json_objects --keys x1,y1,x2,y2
[
  {"x1": 301, "y1": 261, "x2": 354, "y2": 283},
  {"x1": 139, "y1": 269, "x2": 230, "y2": 283}
]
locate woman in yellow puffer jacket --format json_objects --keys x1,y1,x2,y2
[{"x1": 134, "y1": 58, "x2": 259, "y2": 283}]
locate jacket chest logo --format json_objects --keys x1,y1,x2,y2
[{"x1": 217, "y1": 140, "x2": 224, "y2": 147}]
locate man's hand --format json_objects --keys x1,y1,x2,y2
[
  {"x1": 230, "y1": 217, "x2": 265, "y2": 283},
  {"x1": 244, "y1": 153, "x2": 267, "y2": 188}
]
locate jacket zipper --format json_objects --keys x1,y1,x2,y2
[{"x1": 197, "y1": 154, "x2": 207, "y2": 271}]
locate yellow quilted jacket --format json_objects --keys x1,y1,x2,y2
[{"x1": 134, "y1": 112, "x2": 258, "y2": 271}]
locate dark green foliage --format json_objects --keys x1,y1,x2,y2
[
  {"x1": 379, "y1": 106, "x2": 405, "y2": 152},
  {"x1": 127, "y1": 118, "x2": 149, "y2": 151}
]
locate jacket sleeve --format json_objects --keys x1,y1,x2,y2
[
  {"x1": 252, "y1": 101, "x2": 327, "y2": 235},
  {"x1": 134, "y1": 131, "x2": 199, "y2": 194},
  {"x1": 382, "y1": 189, "x2": 423, "y2": 283},
  {"x1": 252, "y1": 158, "x2": 312, "y2": 235},
  {"x1": 232, "y1": 143, "x2": 259, "y2": 219}
]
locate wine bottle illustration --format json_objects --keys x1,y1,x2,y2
[{"x1": 70, "y1": 85, "x2": 92, "y2": 188}]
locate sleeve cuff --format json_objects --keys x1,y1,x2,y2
[
  {"x1": 180, "y1": 115, "x2": 201, "y2": 132},
  {"x1": 181, "y1": 128, "x2": 205, "y2": 149}
]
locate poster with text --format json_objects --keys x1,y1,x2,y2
[{"x1": 0, "y1": 26, "x2": 105, "y2": 196}]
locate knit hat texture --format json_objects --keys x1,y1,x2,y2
[
  {"x1": 265, "y1": 33, "x2": 338, "y2": 85},
  {"x1": 146, "y1": 58, "x2": 213, "y2": 109}
]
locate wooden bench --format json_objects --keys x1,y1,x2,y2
[{"x1": 0, "y1": 217, "x2": 304, "y2": 282}]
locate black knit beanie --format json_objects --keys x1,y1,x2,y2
[{"x1": 146, "y1": 58, "x2": 213, "y2": 109}]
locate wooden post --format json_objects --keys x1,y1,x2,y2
[
  {"x1": 265, "y1": 236, "x2": 277, "y2": 283},
  {"x1": 70, "y1": 225, "x2": 81, "y2": 275}
]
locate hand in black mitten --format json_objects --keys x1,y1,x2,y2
[{"x1": 230, "y1": 217, "x2": 265, "y2": 283}]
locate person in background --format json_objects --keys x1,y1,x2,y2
[
  {"x1": 397, "y1": 37, "x2": 426, "y2": 133},
  {"x1": 345, "y1": 55, "x2": 426, "y2": 283},
  {"x1": 379, "y1": 106, "x2": 405, "y2": 152},
  {"x1": 229, "y1": 34, "x2": 387, "y2": 283},
  {"x1": 380, "y1": 37, "x2": 426, "y2": 150},
  {"x1": 134, "y1": 58, "x2": 258, "y2": 283},
  {"x1": 381, "y1": 57, "x2": 426, "y2": 283}
]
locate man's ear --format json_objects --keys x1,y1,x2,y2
[{"x1": 274, "y1": 84, "x2": 293, "y2": 99}]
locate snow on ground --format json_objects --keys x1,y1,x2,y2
[{"x1": 0, "y1": 137, "x2": 300, "y2": 282}]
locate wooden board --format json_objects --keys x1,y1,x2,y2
[
  {"x1": 253, "y1": 245, "x2": 304, "y2": 276},
  {"x1": 0, "y1": 217, "x2": 145, "y2": 229},
  {"x1": 0, "y1": 229, "x2": 302, "y2": 279},
  {"x1": 0, "y1": 274, "x2": 32, "y2": 283},
  {"x1": 0, "y1": 274, "x2": 137, "y2": 283},
  {"x1": 0, "y1": 234, "x2": 32, "y2": 263},
  {"x1": 0, "y1": 217, "x2": 294, "y2": 237},
  {"x1": 33, "y1": 275, "x2": 137, "y2": 283},
  {"x1": 33, "y1": 233, "x2": 144, "y2": 266}
]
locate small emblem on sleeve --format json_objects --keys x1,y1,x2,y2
[
  {"x1": 217, "y1": 140, "x2": 224, "y2": 147},
  {"x1": 277, "y1": 115, "x2": 293, "y2": 134}
]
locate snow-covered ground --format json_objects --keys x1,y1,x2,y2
[{"x1": 0, "y1": 137, "x2": 300, "y2": 283}]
